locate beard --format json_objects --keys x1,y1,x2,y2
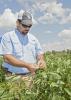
[
  {"x1": 17, "y1": 27, "x2": 29, "y2": 35},
  {"x1": 21, "y1": 30, "x2": 29, "y2": 35}
]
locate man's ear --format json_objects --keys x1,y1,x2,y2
[{"x1": 16, "y1": 20, "x2": 20, "y2": 27}]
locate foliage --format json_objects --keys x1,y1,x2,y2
[{"x1": 0, "y1": 51, "x2": 71, "y2": 100}]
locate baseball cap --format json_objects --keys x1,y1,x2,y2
[{"x1": 18, "y1": 11, "x2": 32, "y2": 26}]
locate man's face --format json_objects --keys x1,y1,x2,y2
[{"x1": 17, "y1": 21, "x2": 32, "y2": 35}]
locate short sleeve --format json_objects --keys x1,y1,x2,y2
[
  {"x1": 1, "y1": 34, "x2": 13, "y2": 55},
  {"x1": 35, "y1": 39, "x2": 44, "y2": 55}
]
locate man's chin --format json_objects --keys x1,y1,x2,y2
[{"x1": 22, "y1": 32, "x2": 28, "y2": 35}]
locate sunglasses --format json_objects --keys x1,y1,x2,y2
[{"x1": 21, "y1": 24, "x2": 32, "y2": 28}]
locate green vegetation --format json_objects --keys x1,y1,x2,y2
[{"x1": 0, "y1": 50, "x2": 71, "y2": 100}]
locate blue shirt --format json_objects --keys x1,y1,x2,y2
[{"x1": 1, "y1": 29, "x2": 43, "y2": 73}]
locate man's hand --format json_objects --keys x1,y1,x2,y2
[
  {"x1": 37, "y1": 54, "x2": 46, "y2": 70},
  {"x1": 28, "y1": 64, "x2": 39, "y2": 74},
  {"x1": 37, "y1": 60, "x2": 46, "y2": 69}
]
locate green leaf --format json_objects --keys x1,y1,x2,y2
[{"x1": 64, "y1": 88, "x2": 71, "y2": 96}]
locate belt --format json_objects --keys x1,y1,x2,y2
[{"x1": 3, "y1": 67, "x2": 31, "y2": 76}]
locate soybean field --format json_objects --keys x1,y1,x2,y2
[{"x1": 0, "y1": 51, "x2": 71, "y2": 100}]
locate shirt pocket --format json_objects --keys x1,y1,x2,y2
[
  {"x1": 14, "y1": 49, "x2": 22, "y2": 58},
  {"x1": 12, "y1": 41, "x2": 22, "y2": 58},
  {"x1": 28, "y1": 42, "x2": 36, "y2": 57}
]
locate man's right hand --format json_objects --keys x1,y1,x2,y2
[{"x1": 28, "y1": 64, "x2": 39, "y2": 74}]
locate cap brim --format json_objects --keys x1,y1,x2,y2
[{"x1": 21, "y1": 20, "x2": 32, "y2": 26}]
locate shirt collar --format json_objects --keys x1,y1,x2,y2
[{"x1": 15, "y1": 28, "x2": 28, "y2": 39}]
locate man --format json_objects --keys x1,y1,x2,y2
[{"x1": 1, "y1": 11, "x2": 46, "y2": 77}]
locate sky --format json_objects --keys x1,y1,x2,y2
[{"x1": 0, "y1": 0, "x2": 71, "y2": 51}]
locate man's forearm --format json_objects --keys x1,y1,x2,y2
[
  {"x1": 3, "y1": 54, "x2": 30, "y2": 69},
  {"x1": 37, "y1": 54, "x2": 46, "y2": 68},
  {"x1": 37, "y1": 54, "x2": 44, "y2": 61}
]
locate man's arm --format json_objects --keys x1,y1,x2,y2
[
  {"x1": 37, "y1": 54, "x2": 46, "y2": 69},
  {"x1": 3, "y1": 54, "x2": 38, "y2": 74}
]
